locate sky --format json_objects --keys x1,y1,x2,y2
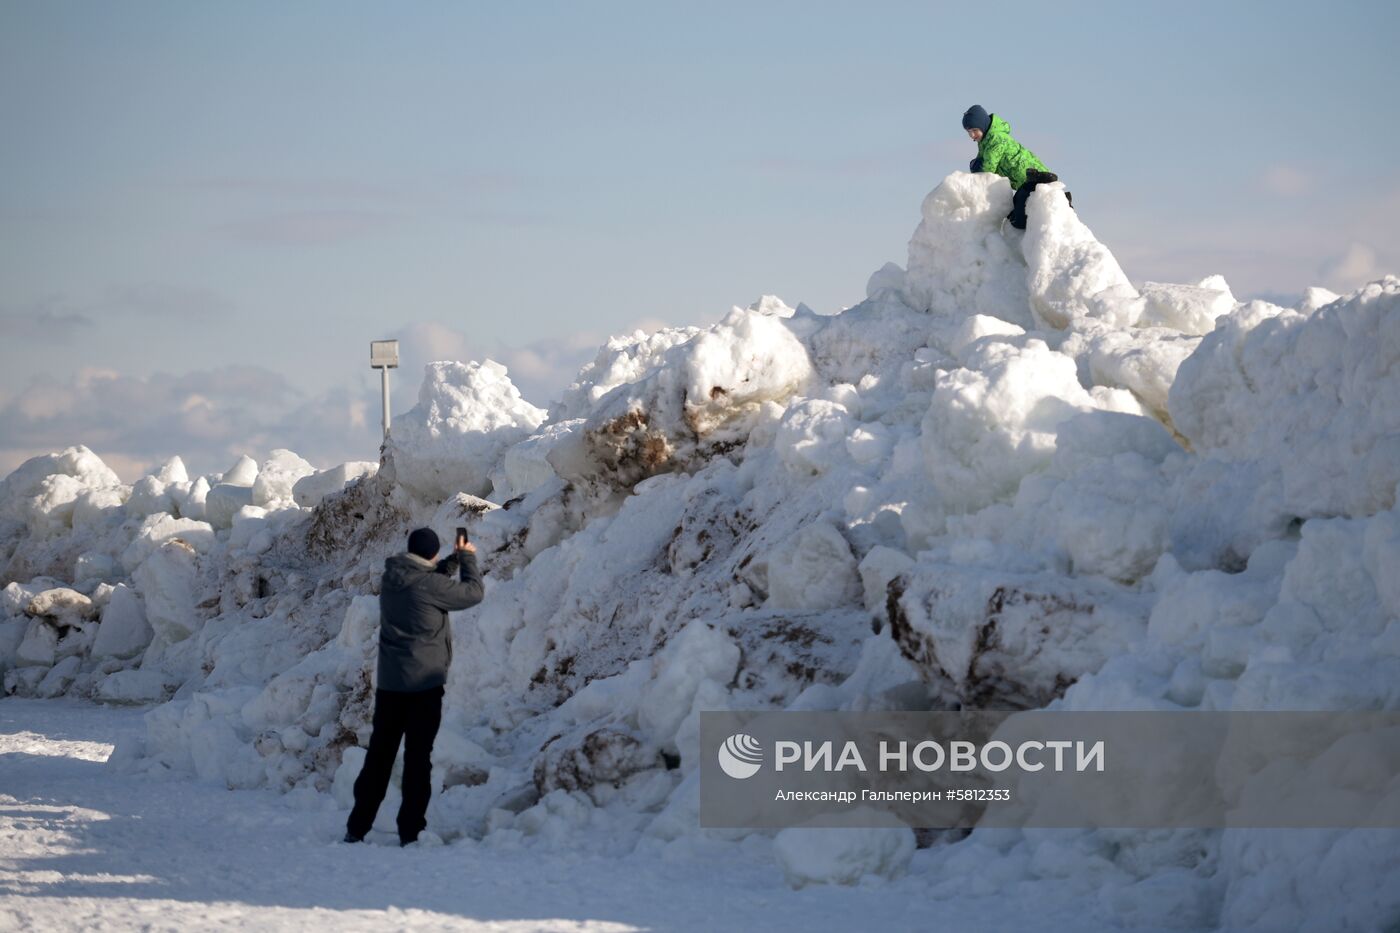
[{"x1": 2, "y1": 0, "x2": 1397, "y2": 482}]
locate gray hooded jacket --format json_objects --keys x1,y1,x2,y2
[{"x1": 377, "y1": 550, "x2": 484, "y2": 692}]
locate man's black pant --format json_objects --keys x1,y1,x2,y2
[{"x1": 346, "y1": 685, "x2": 443, "y2": 843}]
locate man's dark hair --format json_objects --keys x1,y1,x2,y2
[{"x1": 407, "y1": 527, "x2": 440, "y2": 560}]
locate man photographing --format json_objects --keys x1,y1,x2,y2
[{"x1": 345, "y1": 526, "x2": 483, "y2": 846}]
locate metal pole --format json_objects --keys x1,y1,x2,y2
[{"x1": 380, "y1": 365, "x2": 391, "y2": 439}]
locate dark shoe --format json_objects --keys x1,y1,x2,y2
[{"x1": 343, "y1": 831, "x2": 364, "y2": 844}]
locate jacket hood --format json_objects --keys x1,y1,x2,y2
[
  {"x1": 382, "y1": 552, "x2": 437, "y2": 592},
  {"x1": 987, "y1": 114, "x2": 1011, "y2": 138}
]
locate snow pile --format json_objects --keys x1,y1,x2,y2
[
  {"x1": 1138, "y1": 275, "x2": 1236, "y2": 334},
  {"x1": 919, "y1": 337, "x2": 1124, "y2": 517},
  {"x1": 1168, "y1": 279, "x2": 1400, "y2": 567},
  {"x1": 293, "y1": 461, "x2": 377, "y2": 508},
  {"x1": 204, "y1": 454, "x2": 259, "y2": 529},
  {"x1": 901, "y1": 172, "x2": 1032, "y2": 328},
  {"x1": 545, "y1": 301, "x2": 814, "y2": 492},
  {"x1": 0, "y1": 446, "x2": 123, "y2": 546},
  {"x1": 773, "y1": 820, "x2": 916, "y2": 888},
  {"x1": 251, "y1": 449, "x2": 316, "y2": 510},
  {"x1": 90, "y1": 584, "x2": 152, "y2": 660},
  {"x1": 551, "y1": 325, "x2": 704, "y2": 421},
  {"x1": 0, "y1": 444, "x2": 390, "y2": 702},
  {"x1": 1022, "y1": 181, "x2": 1139, "y2": 330},
  {"x1": 384, "y1": 360, "x2": 546, "y2": 501},
  {"x1": 4, "y1": 169, "x2": 1399, "y2": 929}
]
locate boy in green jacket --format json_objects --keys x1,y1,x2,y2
[{"x1": 962, "y1": 104, "x2": 1070, "y2": 230}]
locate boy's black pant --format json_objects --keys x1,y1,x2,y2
[
  {"x1": 346, "y1": 685, "x2": 444, "y2": 843},
  {"x1": 1008, "y1": 169, "x2": 1073, "y2": 230}
]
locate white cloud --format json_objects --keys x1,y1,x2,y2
[
  {"x1": 0, "y1": 302, "x2": 94, "y2": 339},
  {"x1": 1261, "y1": 164, "x2": 1308, "y2": 196},
  {"x1": 1318, "y1": 243, "x2": 1381, "y2": 292},
  {"x1": 0, "y1": 365, "x2": 379, "y2": 483},
  {"x1": 393, "y1": 322, "x2": 473, "y2": 373}
]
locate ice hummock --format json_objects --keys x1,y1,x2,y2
[{"x1": 3, "y1": 170, "x2": 1399, "y2": 928}]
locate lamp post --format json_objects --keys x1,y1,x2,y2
[{"x1": 370, "y1": 340, "x2": 399, "y2": 441}]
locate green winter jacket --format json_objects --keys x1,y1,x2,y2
[{"x1": 975, "y1": 114, "x2": 1048, "y2": 189}]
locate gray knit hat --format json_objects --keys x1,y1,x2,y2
[{"x1": 962, "y1": 105, "x2": 991, "y2": 133}]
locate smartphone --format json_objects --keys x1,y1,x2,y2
[{"x1": 456, "y1": 526, "x2": 469, "y2": 546}]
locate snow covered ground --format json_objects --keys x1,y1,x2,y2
[
  {"x1": 4, "y1": 697, "x2": 1117, "y2": 932},
  {"x1": 3, "y1": 170, "x2": 1400, "y2": 930}
]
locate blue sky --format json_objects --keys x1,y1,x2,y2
[{"x1": 2, "y1": 0, "x2": 1397, "y2": 480}]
